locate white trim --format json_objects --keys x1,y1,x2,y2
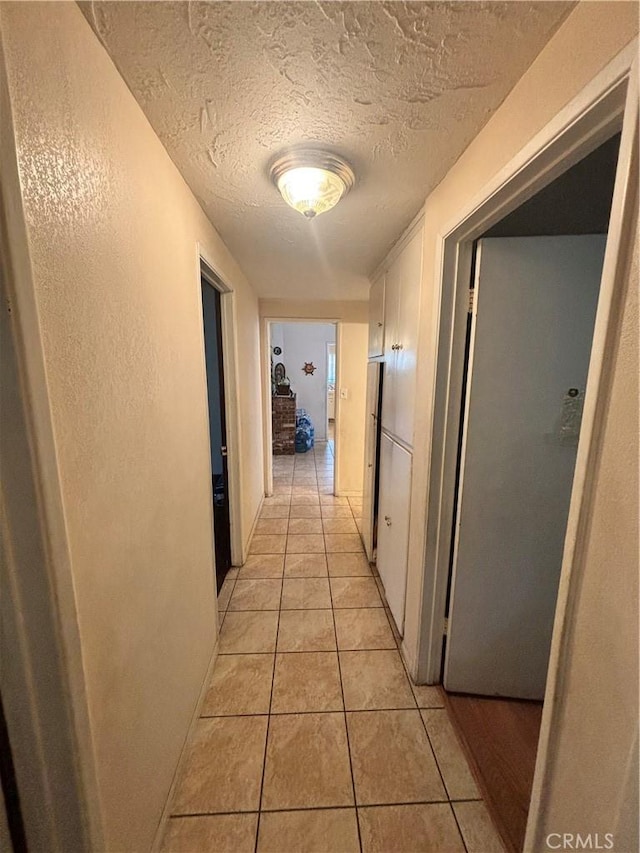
[
  {"x1": 262, "y1": 318, "x2": 340, "y2": 495},
  {"x1": 197, "y1": 247, "x2": 245, "y2": 566},
  {"x1": 150, "y1": 638, "x2": 220, "y2": 852},
  {"x1": 371, "y1": 208, "x2": 425, "y2": 282}
]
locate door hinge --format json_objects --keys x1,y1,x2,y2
[
  {"x1": 443, "y1": 617, "x2": 449, "y2": 636},
  {"x1": 468, "y1": 288, "x2": 475, "y2": 314}
]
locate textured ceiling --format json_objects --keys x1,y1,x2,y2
[{"x1": 83, "y1": 1, "x2": 572, "y2": 300}]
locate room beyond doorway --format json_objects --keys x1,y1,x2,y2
[{"x1": 269, "y1": 321, "x2": 337, "y2": 494}]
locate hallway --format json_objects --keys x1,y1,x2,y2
[
  {"x1": 2, "y1": 5, "x2": 637, "y2": 851},
  {"x1": 161, "y1": 442, "x2": 504, "y2": 852}
]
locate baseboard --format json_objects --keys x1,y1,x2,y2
[
  {"x1": 401, "y1": 637, "x2": 419, "y2": 682},
  {"x1": 335, "y1": 490, "x2": 363, "y2": 498},
  {"x1": 151, "y1": 638, "x2": 219, "y2": 852},
  {"x1": 241, "y1": 494, "x2": 264, "y2": 564}
]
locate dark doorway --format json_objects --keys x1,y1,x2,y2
[{"x1": 201, "y1": 278, "x2": 232, "y2": 593}]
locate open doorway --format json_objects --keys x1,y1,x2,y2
[
  {"x1": 268, "y1": 321, "x2": 337, "y2": 493},
  {"x1": 441, "y1": 133, "x2": 622, "y2": 852},
  {"x1": 201, "y1": 274, "x2": 232, "y2": 592},
  {"x1": 326, "y1": 342, "x2": 336, "y2": 449}
]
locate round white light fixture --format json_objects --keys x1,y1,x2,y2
[{"x1": 270, "y1": 149, "x2": 355, "y2": 219}]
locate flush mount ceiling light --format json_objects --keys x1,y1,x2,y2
[{"x1": 270, "y1": 149, "x2": 355, "y2": 220}]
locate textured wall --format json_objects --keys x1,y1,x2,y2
[
  {"x1": 80, "y1": 1, "x2": 572, "y2": 301},
  {"x1": 1, "y1": 3, "x2": 263, "y2": 850}
]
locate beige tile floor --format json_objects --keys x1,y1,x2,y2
[{"x1": 162, "y1": 442, "x2": 505, "y2": 853}]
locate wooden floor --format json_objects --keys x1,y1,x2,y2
[{"x1": 444, "y1": 692, "x2": 543, "y2": 853}]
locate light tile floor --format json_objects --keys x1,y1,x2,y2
[{"x1": 162, "y1": 442, "x2": 505, "y2": 852}]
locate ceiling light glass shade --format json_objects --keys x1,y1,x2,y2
[{"x1": 270, "y1": 150, "x2": 354, "y2": 219}]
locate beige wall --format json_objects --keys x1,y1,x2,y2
[
  {"x1": 1, "y1": 3, "x2": 263, "y2": 851},
  {"x1": 399, "y1": 0, "x2": 638, "y2": 847},
  {"x1": 260, "y1": 299, "x2": 368, "y2": 494}
]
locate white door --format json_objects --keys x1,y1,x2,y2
[
  {"x1": 362, "y1": 363, "x2": 382, "y2": 561},
  {"x1": 445, "y1": 236, "x2": 606, "y2": 699},
  {"x1": 381, "y1": 249, "x2": 401, "y2": 438},
  {"x1": 377, "y1": 432, "x2": 412, "y2": 634},
  {"x1": 393, "y1": 228, "x2": 423, "y2": 447}
]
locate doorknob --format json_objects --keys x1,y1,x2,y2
[{"x1": 384, "y1": 515, "x2": 392, "y2": 526}]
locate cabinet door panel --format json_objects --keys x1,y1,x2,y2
[
  {"x1": 376, "y1": 433, "x2": 412, "y2": 634},
  {"x1": 368, "y1": 273, "x2": 385, "y2": 358},
  {"x1": 394, "y1": 229, "x2": 423, "y2": 446},
  {"x1": 381, "y1": 260, "x2": 400, "y2": 434}
]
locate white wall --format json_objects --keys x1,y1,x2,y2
[
  {"x1": 271, "y1": 322, "x2": 336, "y2": 441},
  {"x1": 1, "y1": 4, "x2": 264, "y2": 850},
  {"x1": 261, "y1": 300, "x2": 368, "y2": 494}
]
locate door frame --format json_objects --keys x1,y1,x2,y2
[
  {"x1": 409, "y1": 39, "x2": 637, "y2": 847},
  {"x1": 325, "y1": 341, "x2": 336, "y2": 441},
  {"x1": 262, "y1": 319, "x2": 340, "y2": 496},
  {"x1": 198, "y1": 249, "x2": 244, "y2": 566}
]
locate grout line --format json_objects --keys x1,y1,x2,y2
[
  {"x1": 449, "y1": 801, "x2": 470, "y2": 853},
  {"x1": 324, "y1": 421, "x2": 363, "y2": 852},
  {"x1": 200, "y1": 705, "x2": 433, "y2": 719},
  {"x1": 171, "y1": 797, "x2": 457, "y2": 820},
  {"x1": 417, "y1": 696, "x2": 457, "y2": 808},
  {"x1": 253, "y1": 541, "x2": 285, "y2": 853},
  {"x1": 216, "y1": 646, "x2": 414, "y2": 657}
]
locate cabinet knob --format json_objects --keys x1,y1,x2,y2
[
  {"x1": 384, "y1": 515, "x2": 392, "y2": 526},
  {"x1": 377, "y1": 322, "x2": 383, "y2": 327}
]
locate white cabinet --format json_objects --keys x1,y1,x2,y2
[
  {"x1": 376, "y1": 432, "x2": 412, "y2": 634},
  {"x1": 368, "y1": 272, "x2": 385, "y2": 358},
  {"x1": 380, "y1": 226, "x2": 423, "y2": 448}
]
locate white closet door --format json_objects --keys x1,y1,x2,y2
[
  {"x1": 362, "y1": 362, "x2": 382, "y2": 561},
  {"x1": 445, "y1": 236, "x2": 606, "y2": 699},
  {"x1": 377, "y1": 432, "x2": 412, "y2": 634},
  {"x1": 394, "y1": 228, "x2": 423, "y2": 447},
  {"x1": 381, "y1": 259, "x2": 400, "y2": 435}
]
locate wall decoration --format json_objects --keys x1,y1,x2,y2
[
  {"x1": 273, "y1": 346, "x2": 282, "y2": 355},
  {"x1": 302, "y1": 362, "x2": 316, "y2": 375},
  {"x1": 273, "y1": 362, "x2": 286, "y2": 383}
]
